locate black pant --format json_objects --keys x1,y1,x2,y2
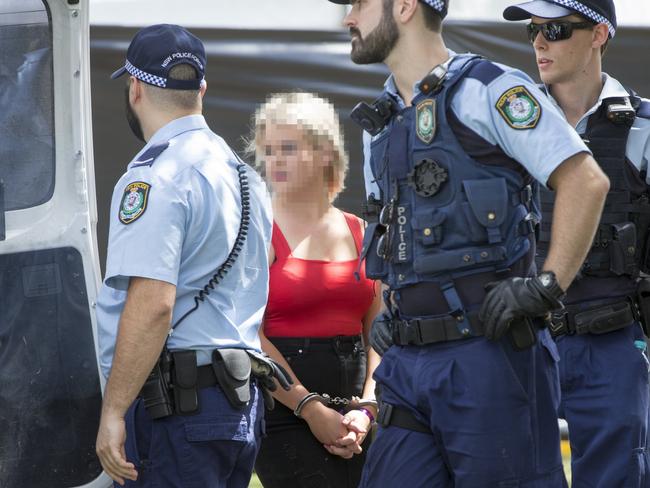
[{"x1": 255, "y1": 335, "x2": 370, "y2": 488}]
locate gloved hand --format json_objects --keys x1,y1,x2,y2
[
  {"x1": 247, "y1": 350, "x2": 293, "y2": 410},
  {"x1": 479, "y1": 275, "x2": 564, "y2": 341},
  {"x1": 370, "y1": 313, "x2": 394, "y2": 356}
]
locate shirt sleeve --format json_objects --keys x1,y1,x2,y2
[
  {"x1": 450, "y1": 67, "x2": 590, "y2": 188},
  {"x1": 104, "y1": 169, "x2": 188, "y2": 290},
  {"x1": 626, "y1": 111, "x2": 650, "y2": 186},
  {"x1": 363, "y1": 129, "x2": 381, "y2": 198}
]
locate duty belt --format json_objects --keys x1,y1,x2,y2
[
  {"x1": 549, "y1": 298, "x2": 638, "y2": 337},
  {"x1": 393, "y1": 312, "x2": 486, "y2": 346},
  {"x1": 377, "y1": 401, "x2": 430, "y2": 434}
]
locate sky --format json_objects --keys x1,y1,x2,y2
[{"x1": 89, "y1": 0, "x2": 650, "y2": 28}]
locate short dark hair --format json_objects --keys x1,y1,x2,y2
[
  {"x1": 382, "y1": 0, "x2": 443, "y2": 32},
  {"x1": 143, "y1": 63, "x2": 202, "y2": 110},
  {"x1": 421, "y1": 2, "x2": 443, "y2": 32}
]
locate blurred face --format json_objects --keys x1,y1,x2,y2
[
  {"x1": 260, "y1": 124, "x2": 330, "y2": 196},
  {"x1": 344, "y1": 0, "x2": 399, "y2": 64},
  {"x1": 530, "y1": 14, "x2": 597, "y2": 85}
]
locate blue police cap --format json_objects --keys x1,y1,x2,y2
[
  {"x1": 328, "y1": 0, "x2": 448, "y2": 19},
  {"x1": 503, "y1": 0, "x2": 616, "y2": 37},
  {"x1": 111, "y1": 24, "x2": 206, "y2": 90}
]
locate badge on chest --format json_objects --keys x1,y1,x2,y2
[{"x1": 416, "y1": 99, "x2": 437, "y2": 144}]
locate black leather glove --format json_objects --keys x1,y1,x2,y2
[
  {"x1": 247, "y1": 350, "x2": 293, "y2": 410},
  {"x1": 370, "y1": 313, "x2": 395, "y2": 356},
  {"x1": 479, "y1": 272, "x2": 564, "y2": 341}
]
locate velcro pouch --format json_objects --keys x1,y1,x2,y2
[
  {"x1": 211, "y1": 349, "x2": 251, "y2": 409},
  {"x1": 462, "y1": 178, "x2": 508, "y2": 244},
  {"x1": 171, "y1": 350, "x2": 199, "y2": 415},
  {"x1": 609, "y1": 222, "x2": 637, "y2": 276}
]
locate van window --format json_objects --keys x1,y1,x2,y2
[{"x1": 0, "y1": 0, "x2": 55, "y2": 211}]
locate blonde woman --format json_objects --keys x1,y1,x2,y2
[{"x1": 250, "y1": 92, "x2": 382, "y2": 488}]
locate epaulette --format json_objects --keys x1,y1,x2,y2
[
  {"x1": 637, "y1": 100, "x2": 650, "y2": 120},
  {"x1": 131, "y1": 142, "x2": 170, "y2": 168}
]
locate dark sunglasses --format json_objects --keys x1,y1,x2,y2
[
  {"x1": 375, "y1": 199, "x2": 395, "y2": 260},
  {"x1": 526, "y1": 21, "x2": 594, "y2": 43}
]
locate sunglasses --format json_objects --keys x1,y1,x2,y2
[
  {"x1": 526, "y1": 21, "x2": 594, "y2": 43},
  {"x1": 375, "y1": 199, "x2": 395, "y2": 260}
]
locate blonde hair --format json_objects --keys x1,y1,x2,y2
[{"x1": 248, "y1": 92, "x2": 348, "y2": 201}]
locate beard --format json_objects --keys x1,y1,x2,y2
[
  {"x1": 349, "y1": 4, "x2": 399, "y2": 64},
  {"x1": 124, "y1": 84, "x2": 145, "y2": 142}
]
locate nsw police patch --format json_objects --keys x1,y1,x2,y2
[
  {"x1": 119, "y1": 181, "x2": 151, "y2": 224},
  {"x1": 416, "y1": 99, "x2": 436, "y2": 144},
  {"x1": 496, "y1": 86, "x2": 541, "y2": 130}
]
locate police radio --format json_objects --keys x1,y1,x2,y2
[
  {"x1": 606, "y1": 97, "x2": 636, "y2": 126},
  {"x1": 350, "y1": 95, "x2": 397, "y2": 136}
]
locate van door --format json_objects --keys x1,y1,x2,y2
[{"x1": 0, "y1": 0, "x2": 109, "y2": 486}]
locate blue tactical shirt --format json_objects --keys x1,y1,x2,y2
[
  {"x1": 97, "y1": 115, "x2": 272, "y2": 378},
  {"x1": 363, "y1": 51, "x2": 590, "y2": 197},
  {"x1": 545, "y1": 73, "x2": 650, "y2": 183}
]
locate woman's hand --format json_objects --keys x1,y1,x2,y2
[
  {"x1": 323, "y1": 409, "x2": 371, "y2": 459},
  {"x1": 302, "y1": 402, "x2": 363, "y2": 458}
]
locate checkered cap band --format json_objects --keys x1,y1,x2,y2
[
  {"x1": 423, "y1": 0, "x2": 445, "y2": 12},
  {"x1": 553, "y1": 0, "x2": 615, "y2": 36},
  {"x1": 125, "y1": 60, "x2": 167, "y2": 88}
]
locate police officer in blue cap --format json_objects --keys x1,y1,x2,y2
[
  {"x1": 504, "y1": 1, "x2": 650, "y2": 485},
  {"x1": 94, "y1": 24, "x2": 288, "y2": 487},
  {"x1": 326, "y1": 0, "x2": 611, "y2": 485}
]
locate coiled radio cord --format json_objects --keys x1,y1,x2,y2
[{"x1": 171, "y1": 162, "x2": 251, "y2": 331}]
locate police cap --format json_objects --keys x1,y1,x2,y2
[
  {"x1": 328, "y1": 0, "x2": 448, "y2": 19},
  {"x1": 503, "y1": 0, "x2": 616, "y2": 38},
  {"x1": 111, "y1": 24, "x2": 206, "y2": 90}
]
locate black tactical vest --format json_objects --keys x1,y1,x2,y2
[{"x1": 536, "y1": 90, "x2": 650, "y2": 303}]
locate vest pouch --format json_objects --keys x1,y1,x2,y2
[
  {"x1": 609, "y1": 222, "x2": 638, "y2": 276},
  {"x1": 171, "y1": 350, "x2": 199, "y2": 415},
  {"x1": 462, "y1": 178, "x2": 509, "y2": 244},
  {"x1": 211, "y1": 349, "x2": 252, "y2": 409},
  {"x1": 412, "y1": 210, "x2": 446, "y2": 247},
  {"x1": 360, "y1": 222, "x2": 388, "y2": 280}
]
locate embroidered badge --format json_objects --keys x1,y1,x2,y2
[
  {"x1": 416, "y1": 99, "x2": 436, "y2": 144},
  {"x1": 119, "y1": 181, "x2": 151, "y2": 225},
  {"x1": 408, "y1": 158, "x2": 448, "y2": 197},
  {"x1": 496, "y1": 86, "x2": 542, "y2": 130}
]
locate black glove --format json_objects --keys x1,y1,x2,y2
[
  {"x1": 247, "y1": 350, "x2": 293, "y2": 410},
  {"x1": 370, "y1": 313, "x2": 395, "y2": 356},
  {"x1": 479, "y1": 272, "x2": 564, "y2": 341}
]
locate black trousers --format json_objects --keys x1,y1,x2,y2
[{"x1": 255, "y1": 335, "x2": 370, "y2": 488}]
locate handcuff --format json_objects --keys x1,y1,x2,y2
[{"x1": 294, "y1": 393, "x2": 378, "y2": 423}]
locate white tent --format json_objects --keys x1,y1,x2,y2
[{"x1": 89, "y1": 0, "x2": 650, "y2": 28}]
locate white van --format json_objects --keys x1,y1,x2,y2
[{"x1": 0, "y1": 0, "x2": 110, "y2": 486}]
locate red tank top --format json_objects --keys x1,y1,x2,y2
[{"x1": 264, "y1": 212, "x2": 375, "y2": 338}]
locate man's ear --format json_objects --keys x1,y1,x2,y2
[
  {"x1": 199, "y1": 80, "x2": 207, "y2": 98},
  {"x1": 396, "y1": 0, "x2": 419, "y2": 24},
  {"x1": 592, "y1": 23, "x2": 609, "y2": 50},
  {"x1": 129, "y1": 76, "x2": 142, "y2": 105}
]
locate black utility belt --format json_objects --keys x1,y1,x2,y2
[
  {"x1": 140, "y1": 348, "x2": 281, "y2": 420},
  {"x1": 390, "y1": 312, "x2": 541, "y2": 350},
  {"x1": 549, "y1": 299, "x2": 638, "y2": 338}
]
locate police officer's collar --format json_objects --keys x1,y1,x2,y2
[
  {"x1": 131, "y1": 114, "x2": 208, "y2": 165},
  {"x1": 545, "y1": 72, "x2": 629, "y2": 122},
  {"x1": 383, "y1": 49, "x2": 458, "y2": 108}
]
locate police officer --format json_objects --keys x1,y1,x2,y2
[
  {"x1": 94, "y1": 24, "x2": 277, "y2": 487},
  {"x1": 326, "y1": 0, "x2": 610, "y2": 485},
  {"x1": 503, "y1": 1, "x2": 650, "y2": 485}
]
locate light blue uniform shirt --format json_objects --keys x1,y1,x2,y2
[
  {"x1": 363, "y1": 52, "x2": 590, "y2": 197},
  {"x1": 97, "y1": 115, "x2": 272, "y2": 378},
  {"x1": 546, "y1": 73, "x2": 650, "y2": 183}
]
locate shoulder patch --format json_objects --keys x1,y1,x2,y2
[
  {"x1": 119, "y1": 181, "x2": 151, "y2": 225},
  {"x1": 496, "y1": 86, "x2": 542, "y2": 130},
  {"x1": 416, "y1": 99, "x2": 436, "y2": 144},
  {"x1": 131, "y1": 142, "x2": 170, "y2": 168}
]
